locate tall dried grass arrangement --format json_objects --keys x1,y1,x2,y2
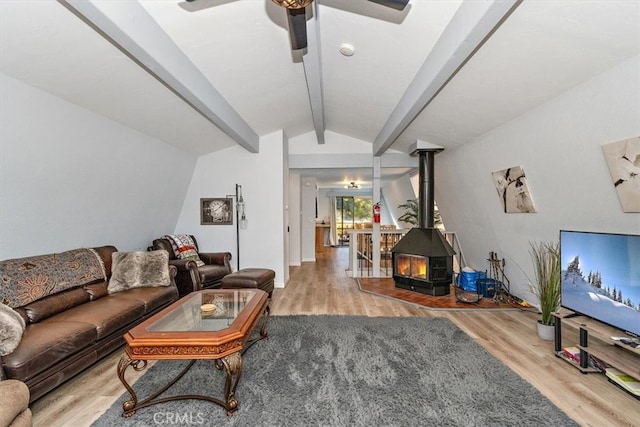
[{"x1": 530, "y1": 241, "x2": 561, "y2": 326}]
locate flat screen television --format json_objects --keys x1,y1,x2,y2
[{"x1": 560, "y1": 230, "x2": 640, "y2": 337}]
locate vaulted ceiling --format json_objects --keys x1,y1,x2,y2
[{"x1": 1, "y1": 0, "x2": 638, "y2": 187}]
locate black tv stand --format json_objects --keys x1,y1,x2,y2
[
  {"x1": 562, "y1": 311, "x2": 582, "y2": 319},
  {"x1": 554, "y1": 309, "x2": 640, "y2": 398}
]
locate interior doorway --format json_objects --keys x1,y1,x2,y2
[{"x1": 335, "y1": 196, "x2": 373, "y2": 246}]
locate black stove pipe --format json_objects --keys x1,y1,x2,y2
[{"x1": 417, "y1": 150, "x2": 436, "y2": 229}]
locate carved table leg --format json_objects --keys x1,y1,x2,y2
[
  {"x1": 259, "y1": 304, "x2": 270, "y2": 340},
  {"x1": 117, "y1": 353, "x2": 148, "y2": 417},
  {"x1": 215, "y1": 352, "x2": 243, "y2": 415}
]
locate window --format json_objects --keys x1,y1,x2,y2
[{"x1": 336, "y1": 196, "x2": 373, "y2": 246}]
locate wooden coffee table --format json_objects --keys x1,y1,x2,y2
[{"x1": 117, "y1": 289, "x2": 269, "y2": 416}]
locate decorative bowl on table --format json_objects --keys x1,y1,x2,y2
[{"x1": 200, "y1": 303, "x2": 217, "y2": 317}]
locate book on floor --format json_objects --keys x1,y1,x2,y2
[{"x1": 605, "y1": 368, "x2": 640, "y2": 396}]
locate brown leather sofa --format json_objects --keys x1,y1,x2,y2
[
  {"x1": 150, "y1": 235, "x2": 232, "y2": 297},
  {"x1": 0, "y1": 246, "x2": 179, "y2": 403}
]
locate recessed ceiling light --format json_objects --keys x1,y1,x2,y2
[{"x1": 339, "y1": 43, "x2": 355, "y2": 57}]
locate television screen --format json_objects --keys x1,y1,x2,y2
[{"x1": 560, "y1": 230, "x2": 640, "y2": 337}]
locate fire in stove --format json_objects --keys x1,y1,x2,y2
[
  {"x1": 395, "y1": 254, "x2": 427, "y2": 280},
  {"x1": 392, "y1": 229, "x2": 454, "y2": 296}
]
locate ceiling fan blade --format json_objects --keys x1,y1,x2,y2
[
  {"x1": 366, "y1": 0, "x2": 409, "y2": 11},
  {"x1": 287, "y1": 8, "x2": 308, "y2": 50}
]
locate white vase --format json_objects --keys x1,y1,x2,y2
[{"x1": 537, "y1": 320, "x2": 555, "y2": 341}]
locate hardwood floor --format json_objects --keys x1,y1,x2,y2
[{"x1": 31, "y1": 247, "x2": 639, "y2": 426}]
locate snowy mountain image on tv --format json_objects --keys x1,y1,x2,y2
[{"x1": 560, "y1": 230, "x2": 640, "y2": 337}]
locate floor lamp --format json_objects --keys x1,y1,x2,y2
[{"x1": 228, "y1": 184, "x2": 247, "y2": 271}]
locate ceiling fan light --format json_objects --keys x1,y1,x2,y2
[{"x1": 272, "y1": 0, "x2": 313, "y2": 10}]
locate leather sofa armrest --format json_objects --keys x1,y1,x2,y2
[
  {"x1": 169, "y1": 260, "x2": 200, "y2": 295},
  {"x1": 168, "y1": 259, "x2": 197, "y2": 272},
  {"x1": 168, "y1": 264, "x2": 177, "y2": 279},
  {"x1": 198, "y1": 252, "x2": 232, "y2": 269}
]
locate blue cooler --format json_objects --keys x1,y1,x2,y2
[
  {"x1": 456, "y1": 270, "x2": 486, "y2": 292},
  {"x1": 477, "y1": 278, "x2": 498, "y2": 297}
]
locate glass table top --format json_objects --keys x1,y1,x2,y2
[{"x1": 146, "y1": 290, "x2": 257, "y2": 333}]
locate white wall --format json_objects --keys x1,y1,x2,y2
[
  {"x1": 317, "y1": 188, "x2": 331, "y2": 223},
  {"x1": 0, "y1": 73, "x2": 196, "y2": 258},
  {"x1": 289, "y1": 130, "x2": 375, "y2": 154},
  {"x1": 381, "y1": 173, "x2": 416, "y2": 228},
  {"x1": 174, "y1": 130, "x2": 287, "y2": 287},
  {"x1": 288, "y1": 171, "x2": 302, "y2": 266},
  {"x1": 301, "y1": 176, "x2": 317, "y2": 262},
  {"x1": 282, "y1": 134, "x2": 290, "y2": 284},
  {"x1": 436, "y1": 55, "x2": 640, "y2": 304}
]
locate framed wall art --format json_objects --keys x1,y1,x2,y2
[
  {"x1": 491, "y1": 165, "x2": 537, "y2": 213},
  {"x1": 602, "y1": 136, "x2": 640, "y2": 212},
  {"x1": 200, "y1": 198, "x2": 233, "y2": 225}
]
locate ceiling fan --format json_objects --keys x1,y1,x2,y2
[{"x1": 185, "y1": 0, "x2": 410, "y2": 50}]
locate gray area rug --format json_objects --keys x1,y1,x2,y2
[{"x1": 92, "y1": 316, "x2": 577, "y2": 426}]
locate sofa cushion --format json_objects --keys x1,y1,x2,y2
[
  {"x1": 0, "y1": 304, "x2": 25, "y2": 356},
  {"x1": 1, "y1": 321, "x2": 97, "y2": 381},
  {"x1": 22, "y1": 287, "x2": 90, "y2": 324},
  {"x1": 198, "y1": 265, "x2": 231, "y2": 285},
  {"x1": 84, "y1": 282, "x2": 109, "y2": 301},
  {"x1": 108, "y1": 286, "x2": 178, "y2": 315},
  {"x1": 108, "y1": 251, "x2": 170, "y2": 294},
  {"x1": 50, "y1": 297, "x2": 145, "y2": 340},
  {"x1": 0, "y1": 248, "x2": 106, "y2": 308}
]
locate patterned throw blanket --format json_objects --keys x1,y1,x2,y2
[
  {"x1": 0, "y1": 248, "x2": 107, "y2": 308},
  {"x1": 163, "y1": 235, "x2": 204, "y2": 266}
]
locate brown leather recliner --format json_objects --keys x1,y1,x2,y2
[{"x1": 151, "y1": 235, "x2": 232, "y2": 297}]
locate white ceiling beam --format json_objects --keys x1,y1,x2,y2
[
  {"x1": 373, "y1": 0, "x2": 523, "y2": 156},
  {"x1": 302, "y1": 2, "x2": 326, "y2": 144},
  {"x1": 59, "y1": 0, "x2": 260, "y2": 153},
  {"x1": 289, "y1": 152, "x2": 415, "y2": 169}
]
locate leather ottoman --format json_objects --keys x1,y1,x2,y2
[{"x1": 221, "y1": 268, "x2": 275, "y2": 298}]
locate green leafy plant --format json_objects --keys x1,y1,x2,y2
[
  {"x1": 397, "y1": 199, "x2": 444, "y2": 229},
  {"x1": 529, "y1": 241, "x2": 561, "y2": 326},
  {"x1": 397, "y1": 199, "x2": 419, "y2": 226}
]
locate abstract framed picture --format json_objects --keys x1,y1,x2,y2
[
  {"x1": 491, "y1": 166, "x2": 537, "y2": 213},
  {"x1": 200, "y1": 198, "x2": 233, "y2": 225},
  {"x1": 602, "y1": 136, "x2": 640, "y2": 212}
]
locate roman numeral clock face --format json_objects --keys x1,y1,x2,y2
[{"x1": 209, "y1": 200, "x2": 229, "y2": 222}]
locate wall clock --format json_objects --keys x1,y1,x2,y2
[{"x1": 200, "y1": 198, "x2": 233, "y2": 225}]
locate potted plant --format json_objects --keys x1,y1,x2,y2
[
  {"x1": 397, "y1": 199, "x2": 444, "y2": 229},
  {"x1": 397, "y1": 199, "x2": 419, "y2": 226},
  {"x1": 529, "y1": 241, "x2": 561, "y2": 340}
]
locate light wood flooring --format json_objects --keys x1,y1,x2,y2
[{"x1": 31, "y1": 247, "x2": 639, "y2": 426}]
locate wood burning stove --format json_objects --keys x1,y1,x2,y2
[
  {"x1": 392, "y1": 228, "x2": 454, "y2": 296},
  {"x1": 391, "y1": 146, "x2": 455, "y2": 296}
]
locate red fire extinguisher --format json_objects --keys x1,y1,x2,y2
[{"x1": 373, "y1": 203, "x2": 381, "y2": 223}]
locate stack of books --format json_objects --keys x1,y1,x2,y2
[
  {"x1": 559, "y1": 347, "x2": 605, "y2": 372},
  {"x1": 605, "y1": 368, "x2": 640, "y2": 398},
  {"x1": 561, "y1": 346, "x2": 580, "y2": 363}
]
